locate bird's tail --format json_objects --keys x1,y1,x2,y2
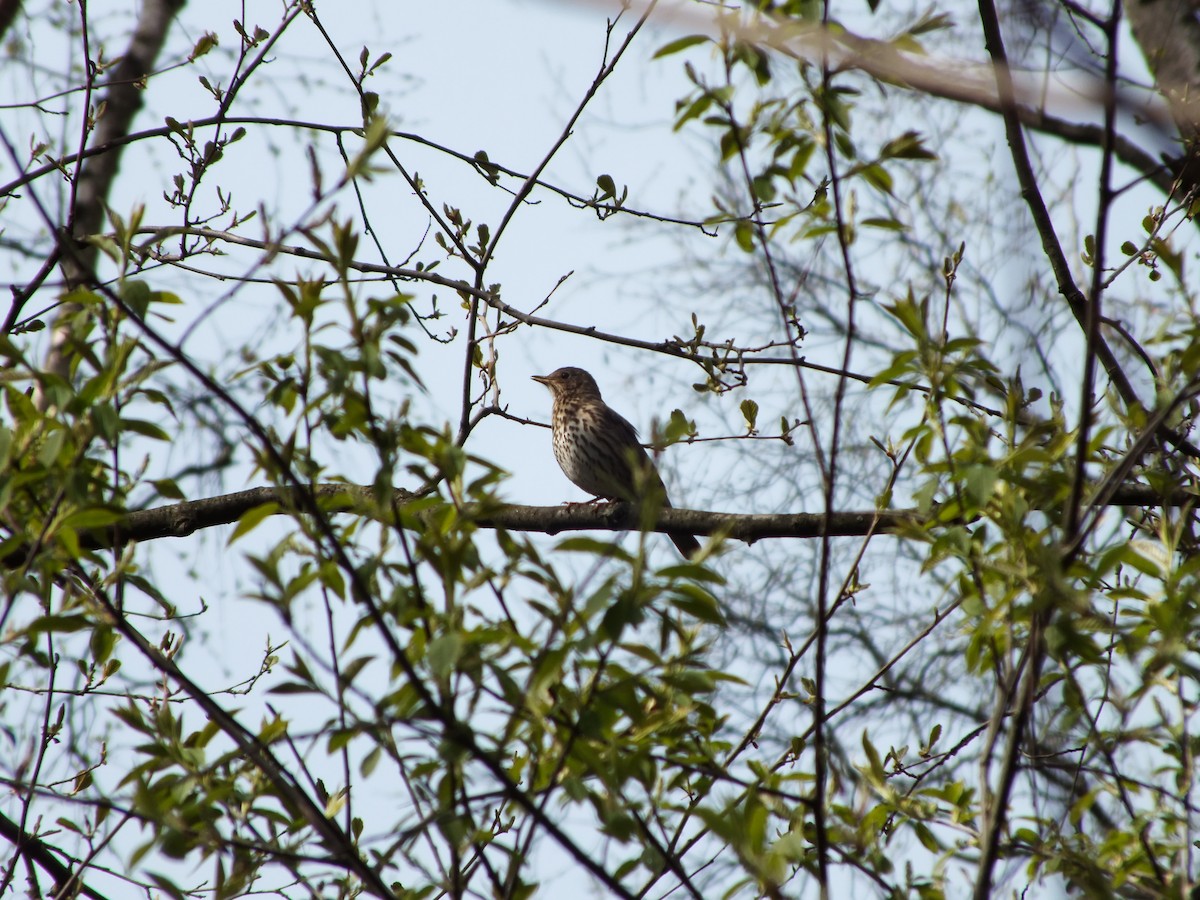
[{"x1": 668, "y1": 531, "x2": 701, "y2": 559}]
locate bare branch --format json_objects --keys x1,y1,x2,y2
[{"x1": 2, "y1": 481, "x2": 1184, "y2": 567}]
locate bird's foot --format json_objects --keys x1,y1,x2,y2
[{"x1": 562, "y1": 497, "x2": 612, "y2": 508}]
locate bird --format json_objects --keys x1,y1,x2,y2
[{"x1": 531, "y1": 366, "x2": 701, "y2": 559}]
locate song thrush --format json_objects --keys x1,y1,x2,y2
[{"x1": 532, "y1": 366, "x2": 701, "y2": 559}]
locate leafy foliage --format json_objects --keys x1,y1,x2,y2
[{"x1": 1, "y1": 0, "x2": 1199, "y2": 898}]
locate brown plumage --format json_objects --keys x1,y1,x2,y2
[{"x1": 532, "y1": 366, "x2": 701, "y2": 559}]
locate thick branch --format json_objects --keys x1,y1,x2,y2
[
  {"x1": 0, "y1": 810, "x2": 109, "y2": 900},
  {"x1": 1127, "y1": 0, "x2": 1200, "y2": 145},
  {"x1": 6, "y1": 481, "x2": 1188, "y2": 566},
  {"x1": 68, "y1": 0, "x2": 186, "y2": 249},
  {"x1": 44, "y1": 0, "x2": 186, "y2": 383},
  {"x1": 629, "y1": 2, "x2": 1184, "y2": 199}
]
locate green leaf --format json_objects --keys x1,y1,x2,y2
[
  {"x1": 653, "y1": 35, "x2": 709, "y2": 59},
  {"x1": 189, "y1": 32, "x2": 219, "y2": 62},
  {"x1": 121, "y1": 280, "x2": 153, "y2": 317},
  {"x1": 861, "y1": 216, "x2": 906, "y2": 231},
  {"x1": 427, "y1": 633, "x2": 462, "y2": 680},
  {"x1": 27, "y1": 614, "x2": 90, "y2": 635},
  {"x1": 151, "y1": 479, "x2": 186, "y2": 501},
  {"x1": 557, "y1": 537, "x2": 631, "y2": 560},
  {"x1": 228, "y1": 502, "x2": 279, "y2": 544},
  {"x1": 910, "y1": 10, "x2": 955, "y2": 33},
  {"x1": 879, "y1": 131, "x2": 937, "y2": 160},
  {"x1": 62, "y1": 507, "x2": 124, "y2": 530},
  {"x1": 740, "y1": 398, "x2": 759, "y2": 432},
  {"x1": 926, "y1": 723, "x2": 942, "y2": 753},
  {"x1": 328, "y1": 729, "x2": 355, "y2": 753},
  {"x1": 361, "y1": 747, "x2": 381, "y2": 778},
  {"x1": 90, "y1": 626, "x2": 116, "y2": 664},
  {"x1": 914, "y1": 822, "x2": 941, "y2": 851},
  {"x1": 734, "y1": 219, "x2": 756, "y2": 252},
  {"x1": 674, "y1": 93, "x2": 714, "y2": 129},
  {"x1": 861, "y1": 163, "x2": 894, "y2": 194},
  {"x1": 660, "y1": 409, "x2": 695, "y2": 445},
  {"x1": 669, "y1": 583, "x2": 726, "y2": 625},
  {"x1": 340, "y1": 655, "x2": 374, "y2": 686},
  {"x1": 963, "y1": 464, "x2": 998, "y2": 506},
  {"x1": 1150, "y1": 236, "x2": 1184, "y2": 280},
  {"x1": 121, "y1": 418, "x2": 172, "y2": 441},
  {"x1": 268, "y1": 681, "x2": 321, "y2": 695},
  {"x1": 656, "y1": 563, "x2": 725, "y2": 585},
  {"x1": 861, "y1": 731, "x2": 885, "y2": 783},
  {"x1": 37, "y1": 428, "x2": 67, "y2": 467}
]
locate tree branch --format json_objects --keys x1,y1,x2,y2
[
  {"x1": 4, "y1": 481, "x2": 1187, "y2": 567},
  {"x1": 0, "y1": 809, "x2": 110, "y2": 900},
  {"x1": 43, "y1": 0, "x2": 186, "y2": 386}
]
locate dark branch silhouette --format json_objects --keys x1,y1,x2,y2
[{"x1": 4, "y1": 481, "x2": 1186, "y2": 568}]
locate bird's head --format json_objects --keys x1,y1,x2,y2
[{"x1": 531, "y1": 367, "x2": 603, "y2": 402}]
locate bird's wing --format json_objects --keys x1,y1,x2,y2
[{"x1": 604, "y1": 409, "x2": 669, "y2": 503}]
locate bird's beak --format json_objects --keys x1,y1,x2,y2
[{"x1": 531, "y1": 374, "x2": 551, "y2": 387}]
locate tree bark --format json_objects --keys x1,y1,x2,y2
[
  {"x1": 43, "y1": 0, "x2": 187, "y2": 388},
  {"x1": 1126, "y1": 0, "x2": 1200, "y2": 193}
]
